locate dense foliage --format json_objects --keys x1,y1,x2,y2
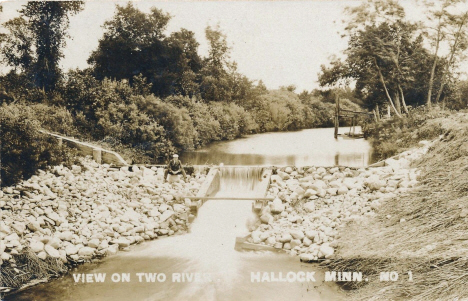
[
  {"x1": 0, "y1": 2, "x2": 363, "y2": 185},
  {"x1": 0, "y1": 103, "x2": 78, "y2": 186}
]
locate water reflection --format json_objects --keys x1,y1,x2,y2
[{"x1": 181, "y1": 127, "x2": 372, "y2": 167}]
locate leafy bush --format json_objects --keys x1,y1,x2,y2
[
  {"x1": 137, "y1": 95, "x2": 197, "y2": 152},
  {"x1": 209, "y1": 101, "x2": 257, "y2": 140},
  {"x1": 29, "y1": 103, "x2": 80, "y2": 137},
  {"x1": 0, "y1": 103, "x2": 77, "y2": 186}
]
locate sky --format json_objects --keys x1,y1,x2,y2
[{"x1": 0, "y1": 0, "x2": 427, "y2": 92}]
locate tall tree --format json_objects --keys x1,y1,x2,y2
[
  {"x1": 424, "y1": 0, "x2": 468, "y2": 107},
  {"x1": 165, "y1": 29, "x2": 202, "y2": 97},
  {"x1": 199, "y1": 25, "x2": 235, "y2": 102},
  {"x1": 88, "y1": 3, "x2": 171, "y2": 95},
  {"x1": 0, "y1": 17, "x2": 35, "y2": 73},
  {"x1": 19, "y1": 1, "x2": 83, "y2": 91}
]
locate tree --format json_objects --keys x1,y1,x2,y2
[
  {"x1": 88, "y1": 3, "x2": 172, "y2": 96},
  {"x1": 320, "y1": 0, "x2": 432, "y2": 117},
  {"x1": 18, "y1": 1, "x2": 84, "y2": 91},
  {"x1": 165, "y1": 29, "x2": 203, "y2": 97},
  {"x1": 0, "y1": 17, "x2": 35, "y2": 73},
  {"x1": 199, "y1": 25, "x2": 236, "y2": 102},
  {"x1": 423, "y1": 0, "x2": 468, "y2": 107}
]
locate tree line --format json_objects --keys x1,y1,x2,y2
[{"x1": 0, "y1": 1, "x2": 362, "y2": 184}]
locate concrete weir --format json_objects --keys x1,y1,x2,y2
[
  {"x1": 182, "y1": 166, "x2": 276, "y2": 251},
  {"x1": 185, "y1": 166, "x2": 272, "y2": 220}
]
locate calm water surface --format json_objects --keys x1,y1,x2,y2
[{"x1": 181, "y1": 127, "x2": 372, "y2": 167}]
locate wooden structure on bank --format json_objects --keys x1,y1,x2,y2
[{"x1": 334, "y1": 97, "x2": 374, "y2": 139}]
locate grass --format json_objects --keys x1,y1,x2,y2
[
  {"x1": 324, "y1": 110, "x2": 468, "y2": 300},
  {"x1": 0, "y1": 248, "x2": 67, "y2": 292}
]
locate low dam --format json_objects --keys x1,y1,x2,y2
[
  {"x1": 5, "y1": 127, "x2": 371, "y2": 300},
  {"x1": 7, "y1": 164, "x2": 343, "y2": 301}
]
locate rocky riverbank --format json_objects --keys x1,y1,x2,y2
[
  {"x1": 246, "y1": 140, "x2": 434, "y2": 261},
  {"x1": 0, "y1": 158, "x2": 206, "y2": 290}
]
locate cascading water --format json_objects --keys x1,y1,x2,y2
[{"x1": 116, "y1": 167, "x2": 266, "y2": 300}]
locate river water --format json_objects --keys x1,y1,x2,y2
[
  {"x1": 7, "y1": 127, "x2": 370, "y2": 301},
  {"x1": 181, "y1": 127, "x2": 372, "y2": 167}
]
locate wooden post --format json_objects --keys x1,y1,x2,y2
[
  {"x1": 334, "y1": 95, "x2": 340, "y2": 139},
  {"x1": 349, "y1": 117, "x2": 352, "y2": 136},
  {"x1": 93, "y1": 148, "x2": 102, "y2": 164}
]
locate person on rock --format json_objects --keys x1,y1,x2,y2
[{"x1": 164, "y1": 154, "x2": 187, "y2": 182}]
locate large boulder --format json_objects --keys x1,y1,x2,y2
[{"x1": 65, "y1": 244, "x2": 79, "y2": 255}]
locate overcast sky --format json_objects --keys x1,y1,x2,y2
[{"x1": 0, "y1": 0, "x2": 428, "y2": 92}]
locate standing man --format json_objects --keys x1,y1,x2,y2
[{"x1": 164, "y1": 154, "x2": 187, "y2": 182}]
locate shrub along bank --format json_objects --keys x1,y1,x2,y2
[{"x1": 1, "y1": 74, "x2": 362, "y2": 187}]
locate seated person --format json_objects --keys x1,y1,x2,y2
[{"x1": 164, "y1": 154, "x2": 187, "y2": 182}]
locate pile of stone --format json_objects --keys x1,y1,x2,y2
[
  {"x1": 0, "y1": 158, "x2": 206, "y2": 266},
  {"x1": 248, "y1": 140, "x2": 432, "y2": 262}
]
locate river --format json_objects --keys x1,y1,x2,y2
[
  {"x1": 7, "y1": 127, "x2": 370, "y2": 301},
  {"x1": 181, "y1": 127, "x2": 372, "y2": 167}
]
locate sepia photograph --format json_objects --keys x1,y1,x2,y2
[{"x1": 1, "y1": 0, "x2": 468, "y2": 300}]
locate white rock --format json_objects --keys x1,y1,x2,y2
[
  {"x1": 88, "y1": 239, "x2": 100, "y2": 248},
  {"x1": 30, "y1": 240, "x2": 45, "y2": 253},
  {"x1": 48, "y1": 237, "x2": 62, "y2": 249},
  {"x1": 279, "y1": 233, "x2": 292, "y2": 243},
  {"x1": 65, "y1": 244, "x2": 79, "y2": 255},
  {"x1": 337, "y1": 185, "x2": 349, "y2": 195},
  {"x1": 300, "y1": 253, "x2": 315, "y2": 262},
  {"x1": 59, "y1": 231, "x2": 74, "y2": 241},
  {"x1": 12, "y1": 222, "x2": 26, "y2": 234},
  {"x1": 37, "y1": 251, "x2": 47, "y2": 260},
  {"x1": 159, "y1": 204, "x2": 169, "y2": 213},
  {"x1": 106, "y1": 244, "x2": 119, "y2": 255},
  {"x1": 270, "y1": 198, "x2": 284, "y2": 214},
  {"x1": 365, "y1": 175, "x2": 386, "y2": 191},
  {"x1": 78, "y1": 247, "x2": 95, "y2": 257},
  {"x1": 159, "y1": 210, "x2": 174, "y2": 222},
  {"x1": 319, "y1": 244, "x2": 334, "y2": 257},
  {"x1": 303, "y1": 201, "x2": 315, "y2": 213},
  {"x1": 111, "y1": 238, "x2": 130, "y2": 248},
  {"x1": 260, "y1": 213, "x2": 273, "y2": 224},
  {"x1": 45, "y1": 244, "x2": 60, "y2": 258},
  {"x1": 27, "y1": 221, "x2": 42, "y2": 232},
  {"x1": 290, "y1": 229, "x2": 305, "y2": 240}
]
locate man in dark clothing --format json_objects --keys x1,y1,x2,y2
[{"x1": 164, "y1": 154, "x2": 187, "y2": 182}]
